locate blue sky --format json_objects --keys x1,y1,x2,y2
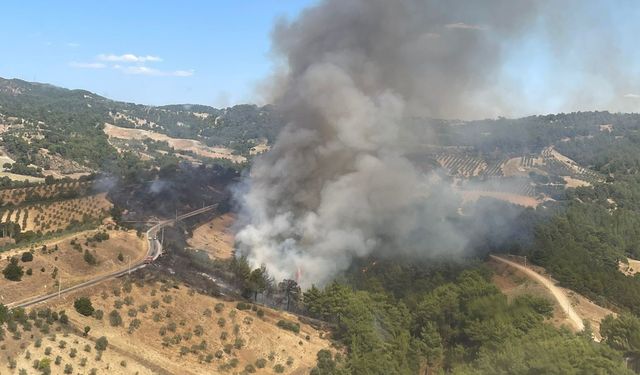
[
  {"x1": 0, "y1": 0, "x2": 316, "y2": 107},
  {"x1": 1, "y1": 1, "x2": 639, "y2": 116}
]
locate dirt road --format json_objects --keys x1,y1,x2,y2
[
  {"x1": 490, "y1": 255, "x2": 585, "y2": 331},
  {"x1": 8, "y1": 205, "x2": 217, "y2": 309}
]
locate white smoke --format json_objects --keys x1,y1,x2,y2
[{"x1": 233, "y1": 0, "x2": 620, "y2": 287}]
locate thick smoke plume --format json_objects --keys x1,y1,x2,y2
[{"x1": 234, "y1": 0, "x2": 545, "y2": 287}]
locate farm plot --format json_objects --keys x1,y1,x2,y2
[
  {"x1": 0, "y1": 180, "x2": 92, "y2": 206},
  {"x1": 436, "y1": 153, "x2": 487, "y2": 177},
  {"x1": 0, "y1": 193, "x2": 112, "y2": 234}
]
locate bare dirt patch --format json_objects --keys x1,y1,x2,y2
[
  {"x1": 104, "y1": 123, "x2": 245, "y2": 163},
  {"x1": 187, "y1": 213, "x2": 235, "y2": 260},
  {"x1": 563, "y1": 176, "x2": 591, "y2": 188},
  {"x1": 461, "y1": 190, "x2": 540, "y2": 208},
  {"x1": 619, "y1": 258, "x2": 640, "y2": 276}
]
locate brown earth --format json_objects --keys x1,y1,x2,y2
[
  {"x1": 187, "y1": 213, "x2": 235, "y2": 260},
  {"x1": 104, "y1": 123, "x2": 245, "y2": 163},
  {"x1": 461, "y1": 190, "x2": 540, "y2": 208},
  {"x1": 36, "y1": 278, "x2": 333, "y2": 374},
  {"x1": 563, "y1": 176, "x2": 591, "y2": 188},
  {"x1": 619, "y1": 258, "x2": 640, "y2": 276}
]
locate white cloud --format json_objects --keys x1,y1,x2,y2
[
  {"x1": 98, "y1": 54, "x2": 163, "y2": 63},
  {"x1": 445, "y1": 22, "x2": 488, "y2": 31},
  {"x1": 67, "y1": 42, "x2": 80, "y2": 48},
  {"x1": 114, "y1": 65, "x2": 194, "y2": 77},
  {"x1": 69, "y1": 62, "x2": 106, "y2": 69},
  {"x1": 624, "y1": 93, "x2": 640, "y2": 99}
]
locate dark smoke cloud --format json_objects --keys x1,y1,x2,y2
[{"x1": 233, "y1": 0, "x2": 635, "y2": 286}]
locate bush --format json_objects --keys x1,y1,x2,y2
[
  {"x1": 245, "y1": 364, "x2": 256, "y2": 373},
  {"x1": 21, "y1": 252, "x2": 33, "y2": 262},
  {"x1": 236, "y1": 302, "x2": 251, "y2": 310},
  {"x1": 73, "y1": 297, "x2": 94, "y2": 316},
  {"x1": 26, "y1": 268, "x2": 32, "y2": 276},
  {"x1": 214, "y1": 303, "x2": 224, "y2": 313},
  {"x1": 64, "y1": 364, "x2": 73, "y2": 374},
  {"x1": 218, "y1": 317, "x2": 226, "y2": 327},
  {"x1": 92, "y1": 309, "x2": 103, "y2": 320},
  {"x1": 83, "y1": 250, "x2": 97, "y2": 265},
  {"x1": 277, "y1": 319, "x2": 300, "y2": 333},
  {"x1": 3, "y1": 258, "x2": 24, "y2": 281},
  {"x1": 257, "y1": 309, "x2": 265, "y2": 318},
  {"x1": 109, "y1": 310, "x2": 122, "y2": 327},
  {"x1": 255, "y1": 358, "x2": 267, "y2": 368},
  {"x1": 274, "y1": 364, "x2": 286, "y2": 373},
  {"x1": 95, "y1": 336, "x2": 108, "y2": 351}
]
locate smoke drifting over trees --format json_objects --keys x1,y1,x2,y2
[{"x1": 233, "y1": 0, "x2": 636, "y2": 286}]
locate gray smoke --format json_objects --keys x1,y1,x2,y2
[{"x1": 232, "y1": 0, "x2": 622, "y2": 287}]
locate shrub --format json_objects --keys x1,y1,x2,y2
[
  {"x1": 255, "y1": 358, "x2": 267, "y2": 368},
  {"x1": 95, "y1": 336, "x2": 108, "y2": 351},
  {"x1": 69, "y1": 348, "x2": 77, "y2": 358},
  {"x1": 92, "y1": 309, "x2": 103, "y2": 320},
  {"x1": 274, "y1": 364, "x2": 286, "y2": 373},
  {"x1": 245, "y1": 364, "x2": 257, "y2": 373},
  {"x1": 234, "y1": 338, "x2": 245, "y2": 349},
  {"x1": 83, "y1": 250, "x2": 97, "y2": 265},
  {"x1": 26, "y1": 268, "x2": 32, "y2": 276},
  {"x1": 64, "y1": 364, "x2": 73, "y2": 374},
  {"x1": 117, "y1": 252, "x2": 124, "y2": 262},
  {"x1": 236, "y1": 302, "x2": 251, "y2": 310},
  {"x1": 44, "y1": 347, "x2": 52, "y2": 355},
  {"x1": 194, "y1": 325, "x2": 204, "y2": 336},
  {"x1": 109, "y1": 310, "x2": 122, "y2": 327},
  {"x1": 218, "y1": 317, "x2": 226, "y2": 327},
  {"x1": 20, "y1": 252, "x2": 33, "y2": 262},
  {"x1": 277, "y1": 319, "x2": 300, "y2": 333},
  {"x1": 214, "y1": 303, "x2": 224, "y2": 313},
  {"x1": 73, "y1": 297, "x2": 94, "y2": 316},
  {"x1": 3, "y1": 258, "x2": 24, "y2": 281},
  {"x1": 257, "y1": 309, "x2": 265, "y2": 318}
]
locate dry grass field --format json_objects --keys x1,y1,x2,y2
[
  {"x1": 187, "y1": 213, "x2": 235, "y2": 260},
  {"x1": 104, "y1": 123, "x2": 246, "y2": 163},
  {"x1": 12, "y1": 277, "x2": 334, "y2": 375},
  {"x1": 0, "y1": 229, "x2": 146, "y2": 305}
]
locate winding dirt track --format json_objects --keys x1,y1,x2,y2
[{"x1": 490, "y1": 255, "x2": 585, "y2": 331}]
